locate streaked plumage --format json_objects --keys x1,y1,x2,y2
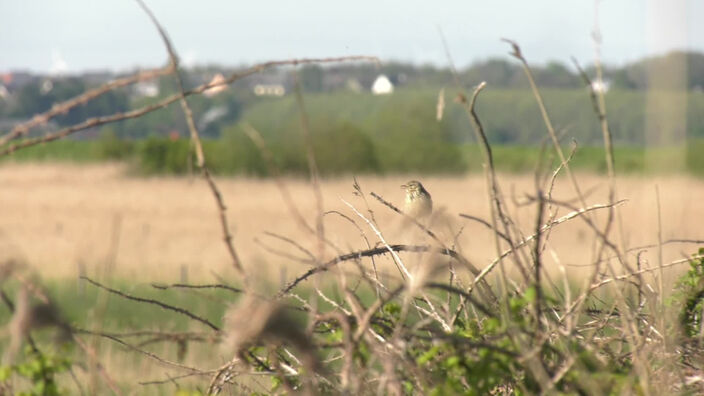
[{"x1": 401, "y1": 180, "x2": 432, "y2": 219}]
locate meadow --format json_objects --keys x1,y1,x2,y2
[
  {"x1": 2, "y1": 17, "x2": 704, "y2": 391},
  {"x1": 1, "y1": 162, "x2": 703, "y2": 393},
  {"x1": 1, "y1": 163, "x2": 700, "y2": 283}
]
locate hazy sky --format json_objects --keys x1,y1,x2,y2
[{"x1": 1, "y1": 0, "x2": 701, "y2": 73}]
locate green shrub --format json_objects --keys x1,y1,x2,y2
[
  {"x1": 675, "y1": 248, "x2": 704, "y2": 338},
  {"x1": 210, "y1": 127, "x2": 268, "y2": 176},
  {"x1": 0, "y1": 347, "x2": 72, "y2": 396},
  {"x1": 686, "y1": 139, "x2": 704, "y2": 176},
  {"x1": 95, "y1": 128, "x2": 135, "y2": 160},
  {"x1": 312, "y1": 121, "x2": 380, "y2": 174},
  {"x1": 221, "y1": 118, "x2": 381, "y2": 176},
  {"x1": 135, "y1": 136, "x2": 192, "y2": 174}
]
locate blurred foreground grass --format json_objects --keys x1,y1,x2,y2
[{"x1": 0, "y1": 280, "x2": 233, "y2": 333}]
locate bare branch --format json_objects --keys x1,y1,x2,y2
[
  {"x1": 0, "y1": 65, "x2": 174, "y2": 146},
  {"x1": 277, "y1": 244, "x2": 472, "y2": 297},
  {"x1": 80, "y1": 276, "x2": 220, "y2": 331},
  {"x1": 0, "y1": 55, "x2": 379, "y2": 157}
]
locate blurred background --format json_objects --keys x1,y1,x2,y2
[
  {"x1": 0, "y1": 0, "x2": 703, "y2": 175},
  {"x1": 2, "y1": 1, "x2": 704, "y2": 393}
]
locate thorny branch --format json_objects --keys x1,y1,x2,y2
[
  {"x1": 0, "y1": 54, "x2": 379, "y2": 156},
  {"x1": 3, "y1": 5, "x2": 703, "y2": 395},
  {"x1": 80, "y1": 276, "x2": 220, "y2": 332}
]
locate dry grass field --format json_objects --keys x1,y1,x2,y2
[{"x1": 1, "y1": 162, "x2": 701, "y2": 288}]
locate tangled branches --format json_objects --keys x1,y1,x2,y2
[{"x1": 2, "y1": 4, "x2": 704, "y2": 395}]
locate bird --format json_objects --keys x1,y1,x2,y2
[{"x1": 401, "y1": 180, "x2": 433, "y2": 220}]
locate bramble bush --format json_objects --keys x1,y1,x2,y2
[{"x1": 0, "y1": 347, "x2": 72, "y2": 396}]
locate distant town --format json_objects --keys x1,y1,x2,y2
[{"x1": 1, "y1": 50, "x2": 703, "y2": 144}]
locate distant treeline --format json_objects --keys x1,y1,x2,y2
[
  {"x1": 3, "y1": 86, "x2": 704, "y2": 175},
  {"x1": 2, "y1": 51, "x2": 704, "y2": 140},
  {"x1": 2, "y1": 51, "x2": 704, "y2": 175},
  {"x1": 5, "y1": 134, "x2": 704, "y2": 177},
  {"x1": 240, "y1": 87, "x2": 704, "y2": 145}
]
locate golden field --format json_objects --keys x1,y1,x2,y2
[{"x1": 0, "y1": 162, "x2": 702, "y2": 287}]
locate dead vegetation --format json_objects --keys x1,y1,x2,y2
[{"x1": 1, "y1": 3, "x2": 704, "y2": 395}]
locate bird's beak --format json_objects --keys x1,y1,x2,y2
[{"x1": 400, "y1": 184, "x2": 406, "y2": 189}]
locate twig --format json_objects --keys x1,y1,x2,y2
[
  {"x1": 325, "y1": 209, "x2": 381, "y2": 296},
  {"x1": 0, "y1": 65, "x2": 174, "y2": 146},
  {"x1": 565, "y1": 238, "x2": 704, "y2": 267},
  {"x1": 502, "y1": 44, "x2": 643, "y2": 360},
  {"x1": 139, "y1": 370, "x2": 216, "y2": 386},
  {"x1": 80, "y1": 276, "x2": 220, "y2": 331},
  {"x1": 342, "y1": 198, "x2": 412, "y2": 280},
  {"x1": 263, "y1": 231, "x2": 317, "y2": 263},
  {"x1": 532, "y1": 189, "x2": 545, "y2": 327},
  {"x1": 135, "y1": 0, "x2": 252, "y2": 286},
  {"x1": 370, "y1": 191, "x2": 444, "y2": 247},
  {"x1": 0, "y1": 54, "x2": 377, "y2": 157},
  {"x1": 243, "y1": 123, "x2": 341, "y2": 256},
  {"x1": 293, "y1": 72, "x2": 326, "y2": 262},
  {"x1": 655, "y1": 185, "x2": 665, "y2": 306},
  {"x1": 369, "y1": 190, "x2": 496, "y2": 302},
  {"x1": 72, "y1": 336, "x2": 124, "y2": 396},
  {"x1": 468, "y1": 200, "x2": 627, "y2": 293},
  {"x1": 502, "y1": 39, "x2": 589, "y2": 212},
  {"x1": 586, "y1": 255, "x2": 701, "y2": 293},
  {"x1": 150, "y1": 283, "x2": 243, "y2": 294},
  {"x1": 0, "y1": 55, "x2": 379, "y2": 156},
  {"x1": 458, "y1": 213, "x2": 510, "y2": 243},
  {"x1": 459, "y1": 81, "x2": 523, "y2": 295},
  {"x1": 255, "y1": 237, "x2": 316, "y2": 264},
  {"x1": 277, "y1": 244, "x2": 470, "y2": 297},
  {"x1": 75, "y1": 328, "x2": 206, "y2": 373},
  {"x1": 423, "y1": 283, "x2": 494, "y2": 318}
]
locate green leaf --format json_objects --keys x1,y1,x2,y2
[
  {"x1": 524, "y1": 286, "x2": 537, "y2": 303},
  {"x1": 444, "y1": 356, "x2": 460, "y2": 368},
  {"x1": 416, "y1": 346, "x2": 440, "y2": 365},
  {"x1": 484, "y1": 318, "x2": 501, "y2": 333},
  {"x1": 0, "y1": 366, "x2": 12, "y2": 381}
]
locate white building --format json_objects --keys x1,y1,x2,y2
[
  {"x1": 590, "y1": 79, "x2": 611, "y2": 94},
  {"x1": 253, "y1": 84, "x2": 285, "y2": 97},
  {"x1": 372, "y1": 75, "x2": 393, "y2": 95},
  {"x1": 134, "y1": 81, "x2": 160, "y2": 98},
  {"x1": 40, "y1": 79, "x2": 54, "y2": 95}
]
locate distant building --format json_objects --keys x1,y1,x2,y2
[
  {"x1": 0, "y1": 85, "x2": 8, "y2": 99},
  {"x1": 372, "y1": 75, "x2": 393, "y2": 95},
  {"x1": 0, "y1": 72, "x2": 34, "y2": 91},
  {"x1": 134, "y1": 81, "x2": 160, "y2": 98},
  {"x1": 253, "y1": 84, "x2": 285, "y2": 97},
  {"x1": 40, "y1": 79, "x2": 53, "y2": 94},
  {"x1": 1, "y1": 73, "x2": 12, "y2": 86},
  {"x1": 204, "y1": 73, "x2": 227, "y2": 97},
  {"x1": 590, "y1": 79, "x2": 611, "y2": 93}
]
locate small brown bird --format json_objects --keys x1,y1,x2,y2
[{"x1": 401, "y1": 180, "x2": 433, "y2": 220}]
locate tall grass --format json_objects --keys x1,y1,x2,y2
[{"x1": 2, "y1": 7, "x2": 704, "y2": 395}]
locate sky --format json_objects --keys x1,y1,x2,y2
[{"x1": 1, "y1": 0, "x2": 702, "y2": 74}]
